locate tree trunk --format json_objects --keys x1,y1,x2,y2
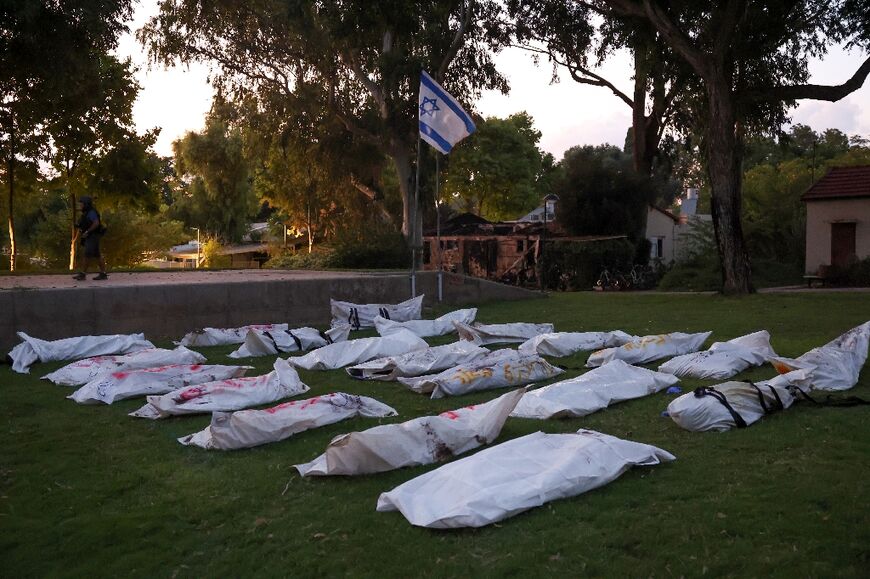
[
  {"x1": 704, "y1": 75, "x2": 753, "y2": 294},
  {"x1": 389, "y1": 143, "x2": 421, "y2": 268},
  {"x1": 69, "y1": 191, "x2": 77, "y2": 271},
  {"x1": 7, "y1": 118, "x2": 15, "y2": 272}
]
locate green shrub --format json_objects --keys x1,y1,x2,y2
[
  {"x1": 329, "y1": 232, "x2": 407, "y2": 269},
  {"x1": 657, "y1": 258, "x2": 722, "y2": 291},
  {"x1": 828, "y1": 257, "x2": 870, "y2": 287},
  {"x1": 267, "y1": 247, "x2": 336, "y2": 270},
  {"x1": 545, "y1": 238, "x2": 636, "y2": 290},
  {"x1": 751, "y1": 258, "x2": 804, "y2": 288}
]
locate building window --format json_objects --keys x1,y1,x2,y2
[
  {"x1": 440, "y1": 240, "x2": 458, "y2": 250},
  {"x1": 423, "y1": 241, "x2": 431, "y2": 264},
  {"x1": 516, "y1": 239, "x2": 525, "y2": 253},
  {"x1": 650, "y1": 237, "x2": 665, "y2": 259}
]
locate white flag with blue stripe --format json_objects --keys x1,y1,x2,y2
[{"x1": 418, "y1": 71, "x2": 476, "y2": 154}]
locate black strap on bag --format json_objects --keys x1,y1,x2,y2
[
  {"x1": 749, "y1": 382, "x2": 784, "y2": 415},
  {"x1": 319, "y1": 330, "x2": 334, "y2": 345},
  {"x1": 693, "y1": 387, "x2": 748, "y2": 428},
  {"x1": 263, "y1": 331, "x2": 284, "y2": 353},
  {"x1": 379, "y1": 307, "x2": 391, "y2": 320},
  {"x1": 347, "y1": 307, "x2": 361, "y2": 330},
  {"x1": 286, "y1": 330, "x2": 303, "y2": 351},
  {"x1": 788, "y1": 386, "x2": 870, "y2": 408}
]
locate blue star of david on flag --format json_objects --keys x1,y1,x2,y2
[
  {"x1": 420, "y1": 96, "x2": 440, "y2": 117},
  {"x1": 418, "y1": 71, "x2": 475, "y2": 154}
]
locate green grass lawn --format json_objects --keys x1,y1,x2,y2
[{"x1": 2, "y1": 292, "x2": 869, "y2": 577}]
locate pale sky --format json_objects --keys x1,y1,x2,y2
[{"x1": 116, "y1": 1, "x2": 870, "y2": 159}]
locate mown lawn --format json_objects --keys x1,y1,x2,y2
[{"x1": 2, "y1": 291, "x2": 869, "y2": 577}]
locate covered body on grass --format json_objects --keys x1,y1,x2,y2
[
  {"x1": 179, "y1": 323, "x2": 290, "y2": 347},
  {"x1": 667, "y1": 369, "x2": 812, "y2": 432},
  {"x1": 345, "y1": 341, "x2": 488, "y2": 381},
  {"x1": 178, "y1": 393, "x2": 397, "y2": 450},
  {"x1": 330, "y1": 295, "x2": 423, "y2": 330},
  {"x1": 397, "y1": 349, "x2": 563, "y2": 398},
  {"x1": 658, "y1": 330, "x2": 777, "y2": 380},
  {"x1": 295, "y1": 388, "x2": 525, "y2": 477},
  {"x1": 42, "y1": 346, "x2": 206, "y2": 386},
  {"x1": 130, "y1": 359, "x2": 308, "y2": 419},
  {"x1": 373, "y1": 308, "x2": 477, "y2": 337},
  {"x1": 768, "y1": 321, "x2": 870, "y2": 391},
  {"x1": 68, "y1": 364, "x2": 253, "y2": 405},
  {"x1": 511, "y1": 360, "x2": 679, "y2": 419},
  {"x1": 7, "y1": 332, "x2": 154, "y2": 374},
  {"x1": 518, "y1": 330, "x2": 636, "y2": 357},
  {"x1": 376, "y1": 429, "x2": 675, "y2": 529},
  {"x1": 454, "y1": 321, "x2": 555, "y2": 345},
  {"x1": 587, "y1": 331, "x2": 712, "y2": 368},
  {"x1": 289, "y1": 330, "x2": 428, "y2": 371},
  {"x1": 228, "y1": 325, "x2": 351, "y2": 358}
]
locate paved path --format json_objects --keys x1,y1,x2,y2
[{"x1": 0, "y1": 269, "x2": 399, "y2": 291}]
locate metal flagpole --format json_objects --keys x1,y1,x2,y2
[
  {"x1": 435, "y1": 151, "x2": 443, "y2": 302},
  {"x1": 411, "y1": 134, "x2": 422, "y2": 298}
]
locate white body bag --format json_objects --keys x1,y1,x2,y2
[
  {"x1": 397, "y1": 349, "x2": 563, "y2": 398},
  {"x1": 768, "y1": 321, "x2": 870, "y2": 391},
  {"x1": 289, "y1": 330, "x2": 428, "y2": 371},
  {"x1": 666, "y1": 369, "x2": 813, "y2": 432},
  {"x1": 130, "y1": 359, "x2": 308, "y2": 419},
  {"x1": 179, "y1": 323, "x2": 289, "y2": 347},
  {"x1": 69, "y1": 364, "x2": 252, "y2": 405},
  {"x1": 658, "y1": 330, "x2": 777, "y2": 380},
  {"x1": 374, "y1": 308, "x2": 477, "y2": 337},
  {"x1": 454, "y1": 321, "x2": 555, "y2": 345},
  {"x1": 330, "y1": 295, "x2": 423, "y2": 330},
  {"x1": 376, "y1": 429, "x2": 675, "y2": 529},
  {"x1": 345, "y1": 341, "x2": 488, "y2": 381},
  {"x1": 511, "y1": 359, "x2": 679, "y2": 419},
  {"x1": 518, "y1": 330, "x2": 636, "y2": 357},
  {"x1": 295, "y1": 388, "x2": 525, "y2": 476},
  {"x1": 8, "y1": 332, "x2": 154, "y2": 374},
  {"x1": 42, "y1": 346, "x2": 206, "y2": 386},
  {"x1": 228, "y1": 325, "x2": 351, "y2": 358},
  {"x1": 178, "y1": 393, "x2": 397, "y2": 450},
  {"x1": 587, "y1": 331, "x2": 711, "y2": 368}
]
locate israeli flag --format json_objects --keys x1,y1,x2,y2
[{"x1": 418, "y1": 71, "x2": 476, "y2": 154}]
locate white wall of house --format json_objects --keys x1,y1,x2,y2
[
  {"x1": 646, "y1": 208, "x2": 676, "y2": 262},
  {"x1": 805, "y1": 198, "x2": 870, "y2": 273}
]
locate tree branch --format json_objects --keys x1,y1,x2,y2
[
  {"x1": 514, "y1": 43, "x2": 634, "y2": 107},
  {"x1": 713, "y1": 0, "x2": 746, "y2": 60},
  {"x1": 436, "y1": 0, "x2": 474, "y2": 81},
  {"x1": 751, "y1": 55, "x2": 870, "y2": 102},
  {"x1": 340, "y1": 50, "x2": 388, "y2": 118}
]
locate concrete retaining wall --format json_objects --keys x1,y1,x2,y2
[{"x1": 0, "y1": 271, "x2": 539, "y2": 353}]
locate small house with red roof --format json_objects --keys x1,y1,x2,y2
[{"x1": 802, "y1": 166, "x2": 870, "y2": 274}]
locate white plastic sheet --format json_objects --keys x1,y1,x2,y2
[
  {"x1": 397, "y1": 349, "x2": 564, "y2": 399},
  {"x1": 666, "y1": 369, "x2": 812, "y2": 432},
  {"x1": 454, "y1": 321, "x2": 555, "y2": 345},
  {"x1": 42, "y1": 346, "x2": 206, "y2": 386},
  {"x1": 345, "y1": 341, "x2": 489, "y2": 381},
  {"x1": 228, "y1": 325, "x2": 351, "y2": 358},
  {"x1": 376, "y1": 429, "x2": 675, "y2": 529},
  {"x1": 130, "y1": 359, "x2": 309, "y2": 419},
  {"x1": 511, "y1": 359, "x2": 679, "y2": 419},
  {"x1": 518, "y1": 330, "x2": 636, "y2": 357},
  {"x1": 289, "y1": 330, "x2": 428, "y2": 371},
  {"x1": 586, "y1": 331, "x2": 712, "y2": 368},
  {"x1": 69, "y1": 364, "x2": 252, "y2": 405},
  {"x1": 658, "y1": 330, "x2": 777, "y2": 380},
  {"x1": 330, "y1": 295, "x2": 424, "y2": 329},
  {"x1": 7, "y1": 332, "x2": 154, "y2": 374},
  {"x1": 178, "y1": 393, "x2": 398, "y2": 450},
  {"x1": 768, "y1": 321, "x2": 870, "y2": 391},
  {"x1": 374, "y1": 308, "x2": 477, "y2": 337},
  {"x1": 295, "y1": 388, "x2": 525, "y2": 476},
  {"x1": 179, "y1": 323, "x2": 289, "y2": 347}
]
